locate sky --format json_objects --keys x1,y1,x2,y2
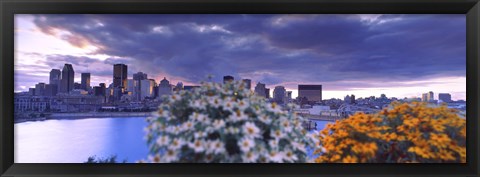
[{"x1": 14, "y1": 14, "x2": 466, "y2": 100}]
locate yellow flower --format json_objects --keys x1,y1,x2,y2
[{"x1": 342, "y1": 155, "x2": 358, "y2": 163}]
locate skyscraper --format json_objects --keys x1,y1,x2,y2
[
  {"x1": 81, "y1": 73, "x2": 91, "y2": 91},
  {"x1": 254, "y1": 82, "x2": 266, "y2": 97},
  {"x1": 35, "y1": 83, "x2": 46, "y2": 96},
  {"x1": 242, "y1": 79, "x2": 251, "y2": 90},
  {"x1": 49, "y1": 69, "x2": 61, "y2": 91},
  {"x1": 422, "y1": 93, "x2": 428, "y2": 102},
  {"x1": 60, "y1": 64, "x2": 74, "y2": 93},
  {"x1": 113, "y1": 64, "x2": 128, "y2": 88},
  {"x1": 273, "y1": 86, "x2": 286, "y2": 104},
  {"x1": 265, "y1": 88, "x2": 270, "y2": 98},
  {"x1": 428, "y1": 91, "x2": 434, "y2": 102},
  {"x1": 298, "y1": 85, "x2": 322, "y2": 102},
  {"x1": 140, "y1": 79, "x2": 155, "y2": 100},
  {"x1": 223, "y1": 75, "x2": 234, "y2": 83},
  {"x1": 133, "y1": 72, "x2": 147, "y2": 101}
]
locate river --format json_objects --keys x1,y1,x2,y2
[{"x1": 14, "y1": 117, "x2": 330, "y2": 163}]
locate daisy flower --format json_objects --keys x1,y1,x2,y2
[
  {"x1": 212, "y1": 119, "x2": 226, "y2": 130},
  {"x1": 271, "y1": 129, "x2": 285, "y2": 140},
  {"x1": 189, "y1": 139, "x2": 206, "y2": 153},
  {"x1": 229, "y1": 110, "x2": 247, "y2": 122},
  {"x1": 171, "y1": 138, "x2": 185, "y2": 150},
  {"x1": 156, "y1": 135, "x2": 170, "y2": 146},
  {"x1": 236, "y1": 99, "x2": 250, "y2": 111},
  {"x1": 242, "y1": 151, "x2": 259, "y2": 163},
  {"x1": 268, "y1": 151, "x2": 284, "y2": 163},
  {"x1": 238, "y1": 137, "x2": 255, "y2": 152},
  {"x1": 164, "y1": 149, "x2": 179, "y2": 162},
  {"x1": 243, "y1": 122, "x2": 261, "y2": 138}
]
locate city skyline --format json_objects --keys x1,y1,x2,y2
[{"x1": 14, "y1": 14, "x2": 466, "y2": 100}]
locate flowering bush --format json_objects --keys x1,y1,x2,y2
[
  {"x1": 141, "y1": 81, "x2": 317, "y2": 163},
  {"x1": 314, "y1": 102, "x2": 466, "y2": 163}
]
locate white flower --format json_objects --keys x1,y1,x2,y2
[
  {"x1": 190, "y1": 100, "x2": 204, "y2": 109},
  {"x1": 171, "y1": 138, "x2": 185, "y2": 150},
  {"x1": 283, "y1": 149, "x2": 298, "y2": 162},
  {"x1": 271, "y1": 129, "x2": 285, "y2": 140},
  {"x1": 190, "y1": 112, "x2": 208, "y2": 122},
  {"x1": 209, "y1": 140, "x2": 226, "y2": 154},
  {"x1": 225, "y1": 126, "x2": 240, "y2": 134},
  {"x1": 238, "y1": 137, "x2": 255, "y2": 152},
  {"x1": 266, "y1": 102, "x2": 282, "y2": 112},
  {"x1": 259, "y1": 115, "x2": 272, "y2": 124},
  {"x1": 237, "y1": 99, "x2": 249, "y2": 111},
  {"x1": 149, "y1": 154, "x2": 162, "y2": 163},
  {"x1": 222, "y1": 100, "x2": 236, "y2": 111},
  {"x1": 181, "y1": 121, "x2": 195, "y2": 131},
  {"x1": 189, "y1": 139, "x2": 206, "y2": 153},
  {"x1": 167, "y1": 125, "x2": 181, "y2": 134},
  {"x1": 268, "y1": 151, "x2": 284, "y2": 163},
  {"x1": 208, "y1": 97, "x2": 222, "y2": 108},
  {"x1": 291, "y1": 141, "x2": 307, "y2": 153},
  {"x1": 164, "y1": 149, "x2": 179, "y2": 162},
  {"x1": 281, "y1": 120, "x2": 293, "y2": 133},
  {"x1": 268, "y1": 139, "x2": 279, "y2": 149},
  {"x1": 242, "y1": 151, "x2": 259, "y2": 163},
  {"x1": 194, "y1": 131, "x2": 207, "y2": 138},
  {"x1": 157, "y1": 109, "x2": 170, "y2": 118},
  {"x1": 170, "y1": 94, "x2": 182, "y2": 102},
  {"x1": 156, "y1": 136, "x2": 170, "y2": 146},
  {"x1": 212, "y1": 119, "x2": 225, "y2": 130},
  {"x1": 229, "y1": 110, "x2": 247, "y2": 122},
  {"x1": 243, "y1": 122, "x2": 261, "y2": 138}
]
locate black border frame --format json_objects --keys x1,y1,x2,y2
[{"x1": 1, "y1": 0, "x2": 479, "y2": 176}]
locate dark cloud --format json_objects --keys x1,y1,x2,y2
[{"x1": 25, "y1": 14, "x2": 465, "y2": 90}]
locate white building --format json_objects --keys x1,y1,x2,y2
[
  {"x1": 158, "y1": 77, "x2": 172, "y2": 98},
  {"x1": 140, "y1": 79, "x2": 155, "y2": 100}
]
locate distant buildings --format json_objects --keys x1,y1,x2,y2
[
  {"x1": 265, "y1": 88, "x2": 270, "y2": 98},
  {"x1": 49, "y1": 69, "x2": 61, "y2": 92},
  {"x1": 254, "y1": 82, "x2": 266, "y2": 97},
  {"x1": 140, "y1": 79, "x2": 155, "y2": 100},
  {"x1": 184, "y1": 85, "x2": 200, "y2": 90},
  {"x1": 273, "y1": 86, "x2": 286, "y2": 104},
  {"x1": 81, "y1": 73, "x2": 91, "y2": 91},
  {"x1": 60, "y1": 64, "x2": 74, "y2": 93},
  {"x1": 158, "y1": 77, "x2": 173, "y2": 97},
  {"x1": 422, "y1": 91, "x2": 435, "y2": 102},
  {"x1": 438, "y1": 93, "x2": 452, "y2": 103},
  {"x1": 35, "y1": 83, "x2": 46, "y2": 96},
  {"x1": 298, "y1": 85, "x2": 322, "y2": 102},
  {"x1": 242, "y1": 79, "x2": 251, "y2": 90},
  {"x1": 174, "y1": 82, "x2": 184, "y2": 92},
  {"x1": 223, "y1": 75, "x2": 234, "y2": 83}
]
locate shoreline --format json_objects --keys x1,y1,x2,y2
[{"x1": 15, "y1": 112, "x2": 153, "y2": 124}]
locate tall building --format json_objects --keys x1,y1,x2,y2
[
  {"x1": 49, "y1": 69, "x2": 61, "y2": 91},
  {"x1": 438, "y1": 93, "x2": 452, "y2": 103},
  {"x1": 133, "y1": 72, "x2": 148, "y2": 80},
  {"x1": 422, "y1": 93, "x2": 428, "y2": 102},
  {"x1": 265, "y1": 88, "x2": 270, "y2": 98},
  {"x1": 298, "y1": 85, "x2": 322, "y2": 102},
  {"x1": 350, "y1": 94, "x2": 356, "y2": 104},
  {"x1": 81, "y1": 73, "x2": 91, "y2": 91},
  {"x1": 287, "y1": 91, "x2": 292, "y2": 102},
  {"x1": 344, "y1": 95, "x2": 351, "y2": 103},
  {"x1": 273, "y1": 86, "x2": 286, "y2": 104},
  {"x1": 133, "y1": 72, "x2": 147, "y2": 101},
  {"x1": 126, "y1": 79, "x2": 136, "y2": 93},
  {"x1": 29, "y1": 88, "x2": 36, "y2": 96},
  {"x1": 113, "y1": 64, "x2": 128, "y2": 88},
  {"x1": 158, "y1": 77, "x2": 173, "y2": 97},
  {"x1": 174, "y1": 82, "x2": 184, "y2": 92},
  {"x1": 60, "y1": 64, "x2": 74, "y2": 93},
  {"x1": 35, "y1": 83, "x2": 46, "y2": 96},
  {"x1": 242, "y1": 79, "x2": 251, "y2": 90},
  {"x1": 140, "y1": 79, "x2": 155, "y2": 100},
  {"x1": 254, "y1": 82, "x2": 266, "y2": 97},
  {"x1": 223, "y1": 75, "x2": 234, "y2": 83},
  {"x1": 428, "y1": 91, "x2": 434, "y2": 102}
]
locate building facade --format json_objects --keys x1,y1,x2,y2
[{"x1": 60, "y1": 64, "x2": 75, "y2": 93}]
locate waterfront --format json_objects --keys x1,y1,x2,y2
[{"x1": 14, "y1": 117, "x2": 330, "y2": 163}]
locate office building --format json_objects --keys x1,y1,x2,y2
[
  {"x1": 113, "y1": 64, "x2": 128, "y2": 88},
  {"x1": 49, "y1": 69, "x2": 61, "y2": 91},
  {"x1": 45, "y1": 84, "x2": 58, "y2": 96},
  {"x1": 242, "y1": 79, "x2": 251, "y2": 90},
  {"x1": 140, "y1": 79, "x2": 155, "y2": 100},
  {"x1": 273, "y1": 86, "x2": 286, "y2": 104},
  {"x1": 298, "y1": 85, "x2": 322, "y2": 102},
  {"x1": 254, "y1": 82, "x2": 266, "y2": 97},
  {"x1": 60, "y1": 64, "x2": 74, "y2": 93},
  {"x1": 265, "y1": 88, "x2": 270, "y2": 98},
  {"x1": 438, "y1": 93, "x2": 452, "y2": 103},
  {"x1": 158, "y1": 77, "x2": 173, "y2": 97},
  {"x1": 35, "y1": 83, "x2": 46, "y2": 96},
  {"x1": 81, "y1": 73, "x2": 91, "y2": 91}
]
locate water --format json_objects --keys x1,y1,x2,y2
[{"x1": 14, "y1": 117, "x2": 330, "y2": 163}]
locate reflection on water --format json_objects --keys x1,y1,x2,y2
[{"x1": 14, "y1": 117, "x2": 330, "y2": 163}]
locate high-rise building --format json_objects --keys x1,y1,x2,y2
[
  {"x1": 174, "y1": 82, "x2": 184, "y2": 92},
  {"x1": 428, "y1": 91, "x2": 434, "y2": 102},
  {"x1": 140, "y1": 79, "x2": 155, "y2": 100},
  {"x1": 113, "y1": 64, "x2": 128, "y2": 88},
  {"x1": 29, "y1": 88, "x2": 36, "y2": 96},
  {"x1": 60, "y1": 64, "x2": 74, "y2": 93},
  {"x1": 49, "y1": 69, "x2": 61, "y2": 91},
  {"x1": 438, "y1": 93, "x2": 452, "y2": 103},
  {"x1": 254, "y1": 82, "x2": 266, "y2": 97},
  {"x1": 273, "y1": 86, "x2": 286, "y2": 104},
  {"x1": 298, "y1": 85, "x2": 322, "y2": 102},
  {"x1": 126, "y1": 79, "x2": 136, "y2": 92},
  {"x1": 242, "y1": 79, "x2": 251, "y2": 90},
  {"x1": 287, "y1": 91, "x2": 292, "y2": 102},
  {"x1": 422, "y1": 93, "x2": 428, "y2": 102},
  {"x1": 265, "y1": 88, "x2": 270, "y2": 98},
  {"x1": 223, "y1": 75, "x2": 234, "y2": 83},
  {"x1": 344, "y1": 95, "x2": 351, "y2": 103},
  {"x1": 35, "y1": 83, "x2": 46, "y2": 96},
  {"x1": 158, "y1": 77, "x2": 172, "y2": 97},
  {"x1": 133, "y1": 72, "x2": 147, "y2": 100},
  {"x1": 81, "y1": 73, "x2": 91, "y2": 91},
  {"x1": 133, "y1": 72, "x2": 148, "y2": 80},
  {"x1": 350, "y1": 94, "x2": 356, "y2": 104}
]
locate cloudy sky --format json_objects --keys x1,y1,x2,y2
[{"x1": 14, "y1": 14, "x2": 466, "y2": 100}]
